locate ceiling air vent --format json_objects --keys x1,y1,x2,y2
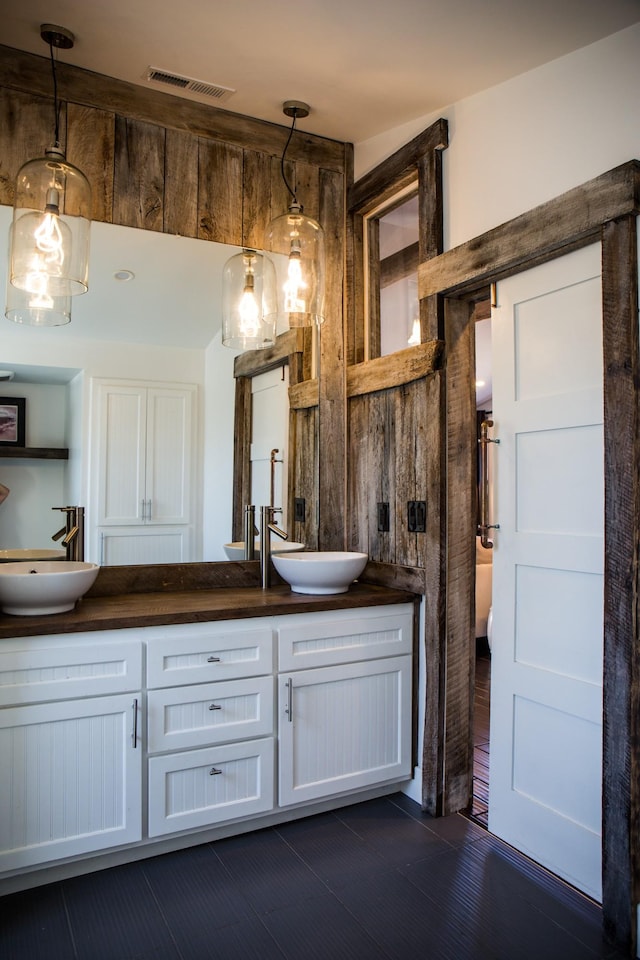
[{"x1": 145, "y1": 67, "x2": 235, "y2": 103}]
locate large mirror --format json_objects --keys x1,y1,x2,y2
[{"x1": 0, "y1": 205, "x2": 300, "y2": 563}]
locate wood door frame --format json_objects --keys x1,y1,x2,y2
[
  {"x1": 418, "y1": 161, "x2": 640, "y2": 950},
  {"x1": 231, "y1": 328, "x2": 313, "y2": 542}
]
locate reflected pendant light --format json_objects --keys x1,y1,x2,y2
[
  {"x1": 9, "y1": 24, "x2": 91, "y2": 307},
  {"x1": 222, "y1": 248, "x2": 277, "y2": 350},
  {"x1": 267, "y1": 102, "x2": 325, "y2": 328}
]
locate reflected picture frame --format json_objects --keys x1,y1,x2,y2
[{"x1": 0, "y1": 397, "x2": 26, "y2": 447}]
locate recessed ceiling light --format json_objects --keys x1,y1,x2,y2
[{"x1": 114, "y1": 270, "x2": 135, "y2": 282}]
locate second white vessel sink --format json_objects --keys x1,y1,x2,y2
[
  {"x1": 272, "y1": 551, "x2": 368, "y2": 595},
  {"x1": 223, "y1": 540, "x2": 305, "y2": 561}
]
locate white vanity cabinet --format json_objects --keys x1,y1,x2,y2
[
  {"x1": 0, "y1": 600, "x2": 415, "y2": 888},
  {"x1": 276, "y1": 605, "x2": 414, "y2": 807},
  {"x1": 145, "y1": 621, "x2": 275, "y2": 838},
  {"x1": 90, "y1": 378, "x2": 196, "y2": 564},
  {"x1": 0, "y1": 635, "x2": 143, "y2": 872}
]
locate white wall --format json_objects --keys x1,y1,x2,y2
[
  {"x1": 355, "y1": 24, "x2": 640, "y2": 250},
  {"x1": 357, "y1": 23, "x2": 640, "y2": 802}
]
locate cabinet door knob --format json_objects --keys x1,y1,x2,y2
[
  {"x1": 208, "y1": 703, "x2": 222, "y2": 711},
  {"x1": 209, "y1": 767, "x2": 222, "y2": 776},
  {"x1": 206, "y1": 656, "x2": 221, "y2": 663}
]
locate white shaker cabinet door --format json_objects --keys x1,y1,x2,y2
[{"x1": 0, "y1": 693, "x2": 142, "y2": 872}]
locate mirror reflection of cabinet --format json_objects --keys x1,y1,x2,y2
[{"x1": 90, "y1": 378, "x2": 196, "y2": 565}]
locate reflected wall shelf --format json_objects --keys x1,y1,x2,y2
[{"x1": 0, "y1": 447, "x2": 69, "y2": 460}]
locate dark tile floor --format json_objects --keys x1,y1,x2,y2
[{"x1": 0, "y1": 793, "x2": 627, "y2": 960}]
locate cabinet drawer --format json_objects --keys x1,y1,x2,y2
[
  {"x1": 148, "y1": 737, "x2": 274, "y2": 837},
  {"x1": 0, "y1": 640, "x2": 143, "y2": 706},
  {"x1": 147, "y1": 676, "x2": 274, "y2": 752},
  {"x1": 146, "y1": 623, "x2": 273, "y2": 688},
  {"x1": 277, "y1": 604, "x2": 413, "y2": 672}
]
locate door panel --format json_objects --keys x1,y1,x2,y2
[{"x1": 489, "y1": 243, "x2": 603, "y2": 902}]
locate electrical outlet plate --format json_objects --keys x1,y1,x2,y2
[
  {"x1": 294, "y1": 498, "x2": 306, "y2": 523},
  {"x1": 377, "y1": 502, "x2": 390, "y2": 532},
  {"x1": 408, "y1": 500, "x2": 426, "y2": 533}
]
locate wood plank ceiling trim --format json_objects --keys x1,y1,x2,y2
[{"x1": 0, "y1": 43, "x2": 344, "y2": 170}]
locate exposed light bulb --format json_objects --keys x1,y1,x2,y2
[
  {"x1": 33, "y1": 189, "x2": 65, "y2": 266},
  {"x1": 238, "y1": 256, "x2": 260, "y2": 337},
  {"x1": 283, "y1": 246, "x2": 307, "y2": 313},
  {"x1": 408, "y1": 318, "x2": 421, "y2": 346}
]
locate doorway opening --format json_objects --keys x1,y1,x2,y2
[{"x1": 470, "y1": 308, "x2": 493, "y2": 827}]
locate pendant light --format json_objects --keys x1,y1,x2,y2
[
  {"x1": 9, "y1": 24, "x2": 91, "y2": 307},
  {"x1": 267, "y1": 102, "x2": 325, "y2": 328},
  {"x1": 222, "y1": 248, "x2": 277, "y2": 350}
]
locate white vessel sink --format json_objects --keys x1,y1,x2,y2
[
  {"x1": 223, "y1": 540, "x2": 305, "y2": 561},
  {"x1": 0, "y1": 548, "x2": 66, "y2": 562},
  {"x1": 272, "y1": 551, "x2": 368, "y2": 595},
  {"x1": 0, "y1": 560, "x2": 100, "y2": 616}
]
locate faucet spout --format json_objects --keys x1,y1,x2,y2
[
  {"x1": 268, "y1": 520, "x2": 288, "y2": 541},
  {"x1": 260, "y1": 506, "x2": 289, "y2": 589}
]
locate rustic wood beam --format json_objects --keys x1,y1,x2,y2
[
  {"x1": 346, "y1": 341, "x2": 443, "y2": 398},
  {"x1": 348, "y1": 118, "x2": 449, "y2": 213},
  {"x1": 289, "y1": 379, "x2": 319, "y2": 410},
  {"x1": 380, "y1": 241, "x2": 419, "y2": 288},
  {"x1": 601, "y1": 215, "x2": 640, "y2": 951},
  {"x1": 233, "y1": 329, "x2": 306, "y2": 379},
  {"x1": 419, "y1": 161, "x2": 640, "y2": 298},
  {"x1": 0, "y1": 44, "x2": 345, "y2": 171},
  {"x1": 442, "y1": 298, "x2": 476, "y2": 814}
]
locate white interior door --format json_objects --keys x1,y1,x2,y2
[{"x1": 489, "y1": 244, "x2": 603, "y2": 901}]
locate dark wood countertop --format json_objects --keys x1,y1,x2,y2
[{"x1": 0, "y1": 575, "x2": 418, "y2": 640}]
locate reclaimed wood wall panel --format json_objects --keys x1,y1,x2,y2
[
  {"x1": 242, "y1": 149, "x2": 272, "y2": 249},
  {"x1": 0, "y1": 88, "x2": 60, "y2": 204},
  {"x1": 197, "y1": 138, "x2": 243, "y2": 245},
  {"x1": 347, "y1": 394, "x2": 370, "y2": 554},
  {"x1": 601, "y1": 215, "x2": 639, "y2": 950},
  {"x1": 113, "y1": 116, "x2": 165, "y2": 230},
  {"x1": 318, "y1": 165, "x2": 347, "y2": 550},
  {"x1": 66, "y1": 103, "x2": 115, "y2": 223},
  {"x1": 163, "y1": 128, "x2": 199, "y2": 237},
  {"x1": 0, "y1": 45, "x2": 345, "y2": 172},
  {"x1": 232, "y1": 376, "x2": 253, "y2": 543},
  {"x1": 367, "y1": 390, "x2": 395, "y2": 564},
  {"x1": 290, "y1": 406, "x2": 319, "y2": 551}
]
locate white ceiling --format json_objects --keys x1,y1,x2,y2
[{"x1": 2, "y1": 1, "x2": 639, "y2": 143}]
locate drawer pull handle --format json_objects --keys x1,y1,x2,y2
[
  {"x1": 208, "y1": 703, "x2": 222, "y2": 711},
  {"x1": 209, "y1": 767, "x2": 223, "y2": 776},
  {"x1": 207, "y1": 656, "x2": 221, "y2": 663}
]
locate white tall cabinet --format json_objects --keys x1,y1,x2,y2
[{"x1": 89, "y1": 379, "x2": 197, "y2": 565}]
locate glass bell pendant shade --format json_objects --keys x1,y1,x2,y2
[
  {"x1": 222, "y1": 249, "x2": 277, "y2": 350},
  {"x1": 5, "y1": 271, "x2": 71, "y2": 327},
  {"x1": 267, "y1": 201, "x2": 325, "y2": 327},
  {"x1": 10, "y1": 146, "x2": 91, "y2": 298}
]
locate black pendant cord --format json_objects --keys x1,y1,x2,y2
[
  {"x1": 48, "y1": 41, "x2": 61, "y2": 148},
  {"x1": 280, "y1": 113, "x2": 297, "y2": 205}
]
